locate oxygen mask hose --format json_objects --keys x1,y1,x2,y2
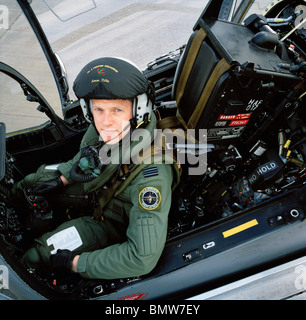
[{"x1": 70, "y1": 145, "x2": 103, "y2": 183}]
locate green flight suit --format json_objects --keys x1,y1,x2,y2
[{"x1": 18, "y1": 114, "x2": 179, "y2": 279}]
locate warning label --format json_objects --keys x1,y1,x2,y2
[
  {"x1": 229, "y1": 119, "x2": 249, "y2": 126},
  {"x1": 218, "y1": 113, "x2": 252, "y2": 121},
  {"x1": 209, "y1": 112, "x2": 251, "y2": 140}
]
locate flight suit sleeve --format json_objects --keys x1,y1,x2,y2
[{"x1": 76, "y1": 163, "x2": 173, "y2": 279}]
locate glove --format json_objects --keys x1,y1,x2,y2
[
  {"x1": 50, "y1": 249, "x2": 78, "y2": 276},
  {"x1": 32, "y1": 176, "x2": 64, "y2": 196}
]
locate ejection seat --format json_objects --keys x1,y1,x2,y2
[{"x1": 171, "y1": 0, "x2": 302, "y2": 146}]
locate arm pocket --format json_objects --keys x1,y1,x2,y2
[{"x1": 136, "y1": 216, "x2": 157, "y2": 256}]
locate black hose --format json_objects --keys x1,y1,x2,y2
[{"x1": 70, "y1": 160, "x2": 97, "y2": 183}]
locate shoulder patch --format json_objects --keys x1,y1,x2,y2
[
  {"x1": 143, "y1": 166, "x2": 158, "y2": 178},
  {"x1": 139, "y1": 186, "x2": 161, "y2": 211}
]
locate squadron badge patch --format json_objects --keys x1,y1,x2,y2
[{"x1": 139, "y1": 186, "x2": 161, "y2": 211}]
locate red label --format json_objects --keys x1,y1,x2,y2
[
  {"x1": 229, "y1": 119, "x2": 249, "y2": 126},
  {"x1": 218, "y1": 113, "x2": 252, "y2": 121},
  {"x1": 118, "y1": 292, "x2": 149, "y2": 300}
]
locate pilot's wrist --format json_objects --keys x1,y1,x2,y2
[
  {"x1": 71, "y1": 255, "x2": 80, "y2": 273},
  {"x1": 60, "y1": 175, "x2": 69, "y2": 186}
]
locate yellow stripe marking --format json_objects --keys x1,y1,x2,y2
[{"x1": 222, "y1": 219, "x2": 258, "y2": 238}]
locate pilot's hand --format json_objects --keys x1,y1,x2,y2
[
  {"x1": 32, "y1": 176, "x2": 64, "y2": 196},
  {"x1": 50, "y1": 249, "x2": 78, "y2": 275}
]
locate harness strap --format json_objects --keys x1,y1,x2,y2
[
  {"x1": 175, "y1": 28, "x2": 207, "y2": 107},
  {"x1": 187, "y1": 58, "x2": 231, "y2": 129},
  {"x1": 156, "y1": 115, "x2": 182, "y2": 130}
]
